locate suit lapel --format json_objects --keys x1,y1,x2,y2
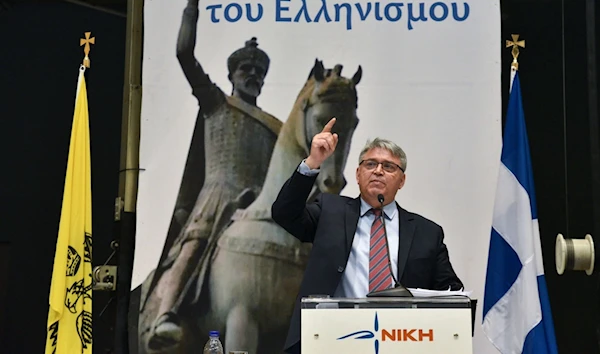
[
  {"x1": 396, "y1": 203, "x2": 415, "y2": 282},
  {"x1": 344, "y1": 197, "x2": 361, "y2": 258}
]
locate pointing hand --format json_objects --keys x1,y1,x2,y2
[{"x1": 305, "y1": 118, "x2": 339, "y2": 169}]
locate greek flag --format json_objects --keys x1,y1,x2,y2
[{"x1": 482, "y1": 70, "x2": 559, "y2": 354}]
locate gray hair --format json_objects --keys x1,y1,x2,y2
[{"x1": 358, "y1": 137, "x2": 407, "y2": 171}]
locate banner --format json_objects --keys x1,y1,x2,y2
[
  {"x1": 46, "y1": 65, "x2": 93, "y2": 354},
  {"x1": 131, "y1": 1, "x2": 502, "y2": 353}
]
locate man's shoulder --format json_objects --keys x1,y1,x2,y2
[
  {"x1": 401, "y1": 207, "x2": 443, "y2": 230},
  {"x1": 318, "y1": 193, "x2": 355, "y2": 205}
]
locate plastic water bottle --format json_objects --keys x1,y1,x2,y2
[{"x1": 203, "y1": 330, "x2": 224, "y2": 354}]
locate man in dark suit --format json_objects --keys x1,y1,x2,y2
[{"x1": 271, "y1": 118, "x2": 464, "y2": 354}]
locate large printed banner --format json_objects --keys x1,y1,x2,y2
[{"x1": 131, "y1": 0, "x2": 501, "y2": 353}]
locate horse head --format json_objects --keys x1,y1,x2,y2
[{"x1": 293, "y1": 59, "x2": 362, "y2": 197}]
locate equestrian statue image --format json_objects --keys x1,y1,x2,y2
[{"x1": 135, "y1": 1, "x2": 363, "y2": 353}]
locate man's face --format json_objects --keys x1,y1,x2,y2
[
  {"x1": 356, "y1": 147, "x2": 406, "y2": 207},
  {"x1": 230, "y1": 59, "x2": 266, "y2": 98}
]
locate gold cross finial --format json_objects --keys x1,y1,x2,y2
[
  {"x1": 506, "y1": 34, "x2": 525, "y2": 70},
  {"x1": 80, "y1": 32, "x2": 95, "y2": 68}
]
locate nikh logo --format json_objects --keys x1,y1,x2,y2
[{"x1": 336, "y1": 312, "x2": 434, "y2": 354}]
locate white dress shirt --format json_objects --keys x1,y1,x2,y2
[{"x1": 333, "y1": 198, "x2": 399, "y2": 298}]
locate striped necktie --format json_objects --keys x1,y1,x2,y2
[{"x1": 369, "y1": 208, "x2": 393, "y2": 292}]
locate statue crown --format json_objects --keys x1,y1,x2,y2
[{"x1": 227, "y1": 37, "x2": 270, "y2": 75}]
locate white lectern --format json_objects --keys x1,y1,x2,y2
[{"x1": 301, "y1": 296, "x2": 474, "y2": 354}]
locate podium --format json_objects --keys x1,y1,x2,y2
[{"x1": 301, "y1": 295, "x2": 474, "y2": 354}]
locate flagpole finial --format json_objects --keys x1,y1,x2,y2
[
  {"x1": 80, "y1": 32, "x2": 95, "y2": 68},
  {"x1": 506, "y1": 34, "x2": 525, "y2": 71}
]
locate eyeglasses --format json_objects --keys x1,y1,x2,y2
[{"x1": 360, "y1": 159, "x2": 404, "y2": 173}]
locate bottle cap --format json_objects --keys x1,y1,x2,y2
[{"x1": 209, "y1": 330, "x2": 220, "y2": 337}]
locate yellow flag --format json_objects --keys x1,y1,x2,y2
[{"x1": 45, "y1": 65, "x2": 93, "y2": 354}]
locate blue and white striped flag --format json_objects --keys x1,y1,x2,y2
[{"x1": 482, "y1": 70, "x2": 559, "y2": 354}]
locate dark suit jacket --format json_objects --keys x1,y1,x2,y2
[{"x1": 271, "y1": 169, "x2": 464, "y2": 354}]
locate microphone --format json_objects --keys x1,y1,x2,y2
[{"x1": 366, "y1": 194, "x2": 413, "y2": 297}]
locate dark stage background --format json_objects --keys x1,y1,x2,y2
[
  {"x1": 0, "y1": 0, "x2": 599, "y2": 353},
  {"x1": 0, "y1": 2, "x2": 125, "y2": 354}
]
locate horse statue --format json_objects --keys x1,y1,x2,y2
[
  {"x1": 137, "y1": 59, "x2": 362, "y2": 354},
  {"x1": 200, "y1": 59, "x2": 362, "y2": 353}
]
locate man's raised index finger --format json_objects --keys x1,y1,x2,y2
[{"x1": 322, "y1": 117, "x2": 336, "y2": 133}]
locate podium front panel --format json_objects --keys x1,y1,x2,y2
[{"x1": 301, "y1": 297, "x2": 472, "y2": 354}]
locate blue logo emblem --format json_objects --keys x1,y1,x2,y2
[{"x1": 336, "y1": 312, "x2": 380, "y2": 354}]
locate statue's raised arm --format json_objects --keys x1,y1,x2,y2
[{"x1": 176, "y1": 0, "x2": 225, "y2": 113}]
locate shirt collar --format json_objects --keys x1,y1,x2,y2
[{"x1": 359, "y1": 197, "x2": 397, "y2": 220}]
